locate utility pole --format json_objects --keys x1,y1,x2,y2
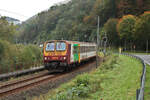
[
  {"x1": 103, "y1": 33, "x2": 107, "y2": 55},
  {"x1": 146, "y1": 40, "x2": 148, "y2": 53},
  {"x1": 96, "y1": 16, "x2": 100, "y2": 68},
  {"x1": 15, "y1": 37, "x2": 17, "y2": 44}
]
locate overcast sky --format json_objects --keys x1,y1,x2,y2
[{"x1": 0, "y1": 0, "x2": 66, "y2": 21}]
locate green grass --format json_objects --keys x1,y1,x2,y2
[
  {"x1": 145, "y1": 64, "x2": 150, "y2": 100},
  {"x1": 99, "y1": 55, "x2": 142, "y2": 100},
  {"x1": 31, "y1": 54, "x2": 142, "y2": 100}
]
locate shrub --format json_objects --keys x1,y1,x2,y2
[
  {"x1": 0, "y1": 40, "x2": 4, "y2": 59},
  {"x1": 0, "y1": 41, "x2": 42, "y2": 74},
  {"x1": 75, "y1": 73, "x2": 90, "y2": 86}
]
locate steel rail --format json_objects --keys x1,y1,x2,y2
[{"x1": 0, "y1": 72, "x2": 60, "y2": 97}]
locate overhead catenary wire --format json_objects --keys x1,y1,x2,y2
[{"x1": 0, "y1": 9, "x2": 28, "y2": 18}]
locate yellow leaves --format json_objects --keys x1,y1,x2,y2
[
  {"x1": 142, "y1": 11, "x2": 150, "y2": 15},
  {"x1": 117, "y1": 14, "x2": 136, "y2": 38},
  {"x1": 140, "y1": 11, "x2": 150, "y2": 19},
  {"x1": 117, "y1": 15, "x2": 136, "y2": 29}
]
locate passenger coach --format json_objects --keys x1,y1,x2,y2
[{"x1": 43, "y1": 40, "x2": 96, "y2": 70}]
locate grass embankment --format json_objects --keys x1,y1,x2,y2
[
  {"x1": 32, "y1": 54, "x2": 142, "y2": 100},
  {"x1": 145, "y1": 64, "x2": 150, "y2": 99}
]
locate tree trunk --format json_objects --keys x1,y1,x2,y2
[{"x1": 124, "y1": 40, "x2": 126, "y2": 51}]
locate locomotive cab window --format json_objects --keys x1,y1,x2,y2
[
  {"x1": 45, "y1": 42, "x2": 55, "y2": 51},
  {"x1": 56, "y1": 42, "x2": 66, "y2": 51}
]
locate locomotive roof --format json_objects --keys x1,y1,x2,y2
[{"x1": 45, "y1": 40, "x2": 96, "y2": 45}]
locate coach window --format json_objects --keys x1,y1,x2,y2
[
  {"x1": 85, "y1": 46, "x2": 87, "y2": 52},
  {"x1": 87, "y1": 46, "x2": 90, "y2": 52},
  {"x1": 92, "y1": 46, "x2": 93, "y2": 51},
  {"x1": 80, "y1": 46, "x2": 84, "y2": 53},
  {"x1": 84, "y1": 46, "x2": 86, "y2": 52},
  {"x1": 80, "y1": 46, "x2": 82, "y2": 53}
]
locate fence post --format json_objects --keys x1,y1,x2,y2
[{"x1": 136, "y1": 89, "x2": 140, "y2": 100}]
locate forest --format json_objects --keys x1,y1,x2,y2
[
  {"x1": 18, "y1": 0, "x2": 150, "y2": 51},
  {"x1": 1, "y1": 0, "x2": 150, "y2": 73}
]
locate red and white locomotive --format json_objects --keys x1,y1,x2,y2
[{"x1": 43, "y1": 40, "x2": 96, "y2": 70}]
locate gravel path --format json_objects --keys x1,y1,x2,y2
[{"x1": 135, "y1": 55, "x2": 150, "y2": 65}]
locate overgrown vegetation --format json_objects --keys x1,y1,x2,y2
[
  {"x1": 0, "y1": 17, "x2": 42, "y2": 74},
  {"x1": 0, "y1": 40, "x2": 42, "y2": 74},
  {"x1": 18, "y1": 0, "x2": 150, "y2": 51},
  {"x1": 31, "y1": 54, "x2": 142, "y2": 100}
]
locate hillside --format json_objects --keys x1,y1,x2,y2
[
  {"x1": 18, "y1": 0, "x2": 150, "y2": 50},
  {"x1": 5, "y1": 16, "x2": 21, "y2": 25}
]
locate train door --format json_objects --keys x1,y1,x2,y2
[{"x1": 73, "y1": 44, "x2": 80, "y2": 63}]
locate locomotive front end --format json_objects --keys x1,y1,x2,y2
[{"x1": 43, "y1": 40, "x2": 68, "y2": 70}]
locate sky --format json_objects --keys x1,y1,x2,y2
[{"x1": 0, "y1": 0, "x2": 66, "y2": 21}]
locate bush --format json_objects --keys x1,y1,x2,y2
[
  {"x1": 75, "y1": 73, "x2": 90, "y2": 86},
  {"x1": 0, "y1": 41, "x2": 42, "y2": 74},
  {"x1": 20, "y1": 44, "x2": 42, "y2": 68},
  {"x1": 50, "y1": 75, "x2": 91, "y2": 100},
  {"x1": 0, "y1": 40, "x2": 5, "y2": 59},
  {"x1": 99, "y1": 54, "x2": 119, "y2": 71}
]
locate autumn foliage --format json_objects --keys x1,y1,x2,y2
[
  {"x1": 18, "y1": 0, "x2": 150, "y2": 50},
  {"x1": 115, "y1": 12, "x2": 150, "y2": 50},
  {"x1": 117, "y1": 15, "x2": 136, "y2": 40}
]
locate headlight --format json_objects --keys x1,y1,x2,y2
[
  {"x1": 63, "y1": 57, "x2": 66, "y2": 60},
  {"x1": 45, "y1": 57, "x2": 47, "y2": 60}
]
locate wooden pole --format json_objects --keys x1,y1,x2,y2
[
  {"x1": 96, "y1": 16, "x2": 100, "y2": 68},
  {"x1": 146, "y1": 40, "x2": 148, "y2": 53}
]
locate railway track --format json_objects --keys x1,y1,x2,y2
[
  {"x1": 0, "y1": 70, "x2": 61, "y2": 97},
  {"x1": 0, "y1": 58, "x2": 98, "y2": 99}
]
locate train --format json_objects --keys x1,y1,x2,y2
[{"x1": 43, "y1": 40, "x2": 97, "y2": 71}]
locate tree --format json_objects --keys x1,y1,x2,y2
[
  {"x1": 0, "y1": 17, "x2": 16, "y2": 42},
  {"x1": 91, "y1": 0, "x2": 116, "y2": 25},
  {"x1": 17, "y1": 0, "x2": 150, "y2": 46},
  {"x1": 0, "y1": 40, "x2": 4, "y2": 60},
  {"x1": 104, "y1": 18, "x2": 119, "y2": 46},
  {"x1": 134, "y1": 11, "x2": 150, "y2": 50},
  {"x1": 117, "y1": 15, "x2": 136, "y2": 49}
]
